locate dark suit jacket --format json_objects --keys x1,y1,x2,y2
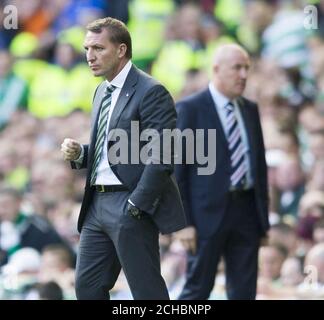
[
  {"x1": 175, "y1": 89, "x2": 269, "y2": 238},
  {"x1": 72, "y1": 65, "x2": 186, "y2": 234}
]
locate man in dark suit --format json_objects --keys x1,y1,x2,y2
[
  {"x1": 175, "y1": 44, "x2": 269, "y2": 300},
  {"x1": 60, "y1": 17, "x2": 186, "y2": 300}
]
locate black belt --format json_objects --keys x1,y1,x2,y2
[{"x1": 94, "y1": 185, "x2": 128, "y2": 193}]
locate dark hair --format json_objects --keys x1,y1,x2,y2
[
  {"x1": 86, "y1": 17, "x2": 132, "y2": 59},
  {"x1": 37, "y1": 281, "x2": 64, "y2": 300}
]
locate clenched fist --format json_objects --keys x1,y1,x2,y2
[{"x1": 61, "y1": 138, "x2": 82, "y2": 161}]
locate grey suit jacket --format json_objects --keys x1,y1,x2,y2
[{"x1": 72, "y1": 65, "x2": 186, "y2": 234}]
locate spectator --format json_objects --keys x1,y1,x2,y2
[
  {"x1": 309, "y1": 130, "x2": 324, "y2": 163},
  {"x1": 280, "y1": 256, "x2": 304, "y2": 287},
  {"x1": 313, "y1": 218, "x2": 324, "y2": 244},
  {"x1": 259, "y1": 244, "x2": 288, "y2": 282},
  {"x1": 37, "y1": 244, "x2": 75, "y2": 299},
  {"x1": 261, "y1": 1, "x2": 316, "y2": 108},
  {"x1": 151, "y1": 3, "x2": 205, "y2": 98},
  {"x1": 0, "y1": 247, "x2": 41, "y2": 299},
  {"x1": 0, "y1": 186, "x2": 73, "y2": 267},
  {"x1": 268, "y1": 222, "x2": 298, "y2": 257},
  {"x1": 0, "y1": 49, "x2": 28, "y2": 129},
  {"x1": 275, "y1": 154, "x2": 305, "y2": 218},
  {"x1": 297, "y1": 190, "x2": 324, "y2": 236},
  {"x1": 127, "y1": 0, "x2": 175, "y2": 71},
  {"x1": 28, "y1": 42, "x2": 101, "y2": 118},
  {"x1": 308, "y1": 159, "x2": 324, "y2": 192},
  {"x1": 36, "y1": 281, "x2": 64, "y2": 300}
]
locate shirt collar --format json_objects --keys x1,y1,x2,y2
[
  {"x1": 105, "y1": 60, "x2": 132, "y2": 90},
  {"x1": 208, "y1": 82, "x2": 235, "y2": 109}
]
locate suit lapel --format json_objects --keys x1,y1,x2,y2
[
  {"x1": 204, "y1": 90, "x2": 228, "y2": 150},
  {"x1": 236, "y1": 97, "x2": 257, "y2": 174},
  {"x1": 108, "y1": 65, "x2": 138, "y2": 134},
  {"x1": 90, "y1": 83, "x2": 106, "y2": 135},
  {"x1": 88, "y1": 83, "x2": 107, "y2": 171},
  {"x1": 236, "y1": 97, "x2": 255, "y2": 152}
]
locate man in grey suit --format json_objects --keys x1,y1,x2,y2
[{"x1": 61, "y1": 17, "x2": 186, "y2": 300}]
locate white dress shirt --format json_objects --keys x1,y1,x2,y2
[{"x1": 77, "y1": 60, "x2": 132, "y2": 185}]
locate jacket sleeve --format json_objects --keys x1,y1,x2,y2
[{"x1": 71, "y1": 144, "x2": 89, "y2": 170}]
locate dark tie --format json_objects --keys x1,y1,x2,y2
[
  {"x1": 90, "y1": 85, "x2": 116, "y2": 186},
  {"x1": 225, "y1": 102, "x2": 248, "y2": 188}
]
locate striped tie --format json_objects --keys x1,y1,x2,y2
[
  {"x1": 90, "y1": 85, "x2": 116, "y2": 186},
  {"x1": 225, "y1": 102, "x2": 247, "y2": 188}
]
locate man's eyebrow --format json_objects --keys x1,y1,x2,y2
[
  {"x1": 84, "y1": 43, "x2": 104, "y2": 48},
  {"x1": 232, "y1": 62, "x2": 250, "y2": 67}
]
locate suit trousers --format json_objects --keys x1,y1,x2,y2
[
  {"x1": 75, "y1": 190, "x2": 169, "y2": 300},
  {"x1": 179, "y1": 190, "x2": 261, "y2": 300}
]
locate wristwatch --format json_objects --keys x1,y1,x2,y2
[{"x1": 127, "y1": 203, "x2": 142, "y2": 219}]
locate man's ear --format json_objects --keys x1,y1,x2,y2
[{"x1": 118, "y1": 44, "x2": 127, "y2": 58}]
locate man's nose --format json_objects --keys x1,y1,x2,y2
[
  {"x1": 240, "y1": 67, "x2": 249, "y2": 79},
  {"x1": 87, "y1": 50, "x2": 95, "y2": 63}
]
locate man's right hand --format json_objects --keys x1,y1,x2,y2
[
  {"x1": 174, "y1": 226, "x2": 197, "y2": 255},
  {"x1": 61, "y1": 138, "x2": 82, "y2": 161}
]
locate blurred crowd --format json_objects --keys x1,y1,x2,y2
[{"x1": 1, "y1": 0, "x2": 324, "y2": 300}]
